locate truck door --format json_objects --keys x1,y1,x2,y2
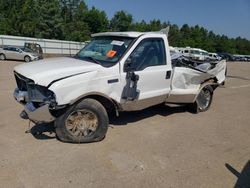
[{"x1": 121, "y1": 38, "x2": 171, "y2": 110}]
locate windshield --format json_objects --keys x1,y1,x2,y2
[{"x1": 76, "y1": 36, "x2": 134, "y2": 65}]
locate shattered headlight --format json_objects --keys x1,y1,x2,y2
[{"x1": 27, "y1": 83, "x2": 56, "y2": 104}]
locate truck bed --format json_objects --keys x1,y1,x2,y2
[{"x1": 166, "y1": 59, "x2": 227, "y2": 103}]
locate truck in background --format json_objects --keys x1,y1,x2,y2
[
  {"x1": 24, "y1": 43, "x2": 43, "y2": 59},
  {"x1": 175, "y1": 47, "x2": 209, "y2": 61}
]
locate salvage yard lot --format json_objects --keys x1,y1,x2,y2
[{"x1": 0, "y1": 60, "x2": 250, "y2": 188}]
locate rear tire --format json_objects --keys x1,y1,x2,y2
[
  {"x1": 55, "y1": 98, "x2": 109, "y2": 143},
  {"x1": 188, "y1": 85, "x2": 213, "y2": 113},
  {"x1": 0, "y1": 54, "x2": 6, "y2": 60},
  {"x1": 24, "y1": 56, "x2": 31, "y2": 62}
]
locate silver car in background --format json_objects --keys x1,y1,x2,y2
[{"x1": 0, "y1": 46, "x2": 39, "y2": 62}]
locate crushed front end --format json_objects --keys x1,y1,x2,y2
[{"x1": 13, "y1": 72, "x2": 57, "y2": 123}]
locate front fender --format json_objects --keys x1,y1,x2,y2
[{"x1": 49, "y1": 71, "x2": 122, "y2": 106}]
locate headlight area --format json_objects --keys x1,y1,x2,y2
[
  {"x1": 27, "y1": 83, "x2": 57, "y2": 107},
  {"x1": 14, "y1": 83, "x2": 57, "y2": 107},
  {"x1": 14, "y1": 83, "x2": 68, "y2": 123},
  {"x1": 27, "y1": 84, "x2": 70, "y2": 118}
]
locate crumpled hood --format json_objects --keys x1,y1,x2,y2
[{"x1": 14, "y1": 57, "x2": 101, "y2": 87}]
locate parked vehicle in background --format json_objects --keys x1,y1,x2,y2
[
  {"x1": 0, "y1": 46, "x2": 39, "y2": 62},
  {"x1": 169, "y1": 46, "x2": 179, "y2": 55},
  {"x1": 176, "y1": 47, "x2": 209, "y2": 61},
  {"x1": 176, "y1": 47, "x2": 190, "y2": 57},
  {"x1": 218, "y1": 53, "x2": 235, "y2": 61},
  {"x1": 208, "y1": 53, "x2": 221, "y2": 61},
  {"x1": 24, "y1": 43, "x2": 43, "y2": 59},
  {"x1": 233, "y1": 55, "x2": 250, "y2": 62},
  {"x1": 245, "y1": 56, "x2": 250, "y2": 61},
  {"x1": 234, "y1": 55, "x2": 243, "y2": 61},
  {"x1": 190, "y1": 48, "x2": 209, "y2": 61}
]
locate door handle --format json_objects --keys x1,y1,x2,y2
[{"x1": 166, "y1": 71, "x2": 171, "y2": 79}]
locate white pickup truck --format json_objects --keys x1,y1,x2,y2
[{"x1": 13, "y1": 28, "x2": 226, "y2": 143}]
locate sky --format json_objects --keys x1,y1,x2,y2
[{"x1": 85, "y1": 0, "x2": 250, "y2": 40}]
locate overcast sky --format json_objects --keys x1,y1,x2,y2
[{"x1": 85, "y1": 0, "x2": 250, "y2": 40}]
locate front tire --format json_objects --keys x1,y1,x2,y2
[
  {"x1": 55, "y1": 98, "x2": 109, "y2": 143},
  {"x1": 24, "y1": 56, "x2": 31, "y2": 62},
  {"x1": 188, "y1": 85, "x2": 213, "y2": 113},
  {"x1": 0, "y1": 54, "x2": 6, "y2": 60}
]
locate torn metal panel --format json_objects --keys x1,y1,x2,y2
[
  {"x1": 167, "y1": 60, "x2": 226, "y2": 103},
  {"x1": 207, "y1": 61, "x2": 227, "y2": 84}
]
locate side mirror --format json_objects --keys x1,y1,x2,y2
[{"x1": 124, "y1": 57, "x2": 135, "y2": 72}]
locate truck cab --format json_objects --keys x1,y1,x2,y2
[{"x1": 13, "y1": 28, "x2": 226, "y2": 143}]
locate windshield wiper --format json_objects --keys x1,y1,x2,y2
[{"x1": 84, "y1": 56, "x2": 102, "y2": 65}]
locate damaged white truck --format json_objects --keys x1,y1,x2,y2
[{"x1": 13, "y1": 28, "x2": 226, "y2": 143}]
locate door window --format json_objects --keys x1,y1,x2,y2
[
  {"x1": 13, "y1": 48, "x2": 19, "y2": 52},
  {"x1": 3, "y1": 47, "x2": 11, "y2": 51},
  {"x1": 127, "y1": 38, "x2": 166, "y2": 71},
  {"x1": 9, "y1": 47, "x2": 16, "y2": 52}
]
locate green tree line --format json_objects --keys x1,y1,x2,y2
[{"x1": 0, "y1": 0, "x2": 250, "y2": 54}]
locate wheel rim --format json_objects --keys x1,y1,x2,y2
[
  {"x1": 65, "y1": 109, "x2": 98, "y2": 138},
  {"x1": 0, "y1": 54, "x2": 4, "y2": 60},
  {"x1": 197, "y1": 89, "x2": 211, "y2": 110},
  {"x1": 25, "y1": 56, "x2": 30, "y2": 62}
]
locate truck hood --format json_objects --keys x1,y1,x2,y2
[{"x1": 14, "y1": 57, "x2": 101, "y2": 87}]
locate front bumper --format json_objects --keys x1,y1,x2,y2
[
  {"x1": 14, "y1": 88, "x2": 55, "y2": 123},
  {"x1": 24, "y1": 102, "x2": 55, "y2": 123},
  {"x1": 30, "y1": 56, "x2": 39, "y2": 61}
]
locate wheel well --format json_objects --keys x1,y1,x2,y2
[
  {"x1": 81, "y1": 95, "x2": 119, "y2": 113},
  {"x1": 201, "y1": 79, "x2": 218, "y2": 91}
]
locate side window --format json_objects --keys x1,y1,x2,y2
[
  {"x1": 9, "y1": 47, "x2": 16, "y2": 52},
  {"x1": 3, "y1": 47, "x2": 10, "y2": 51},
  {"x1": 13, "y1": 48, "x2": 18, "y2": 52},
  {"x1": 127, "y1": 38, "x2": 166, "y2": 71}
]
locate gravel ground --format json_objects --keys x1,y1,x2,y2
[{"x1": 0, "y1": 60, "x2": 250, "y2": 188}]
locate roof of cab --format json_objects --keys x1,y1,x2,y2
[
  {"x1": 91, "y1": 31, "x2": 144, "y2": 38},
  {"x1": 91, "y1": 27, "x2": 170, "y2": 38}
]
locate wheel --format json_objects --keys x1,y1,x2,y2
[
  {"x1": 188, "y1": 85, "x2": 213, "y2": 113},
  {"x1": 55, "y1": 98, "x2": 109, "y2": 143},
  {"x1": 24, "y1": 56, "x2": 31, "y2": 62},
  {"x1": 0, "y1": 54, "x2": 6, "y2": 60}
]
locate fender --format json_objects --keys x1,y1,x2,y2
[
  {"x1": 69, "y1": 92, "x2": 122, "y2": 116},
  {"x1": 47, "y1": 71, "x2": 92, "y2": 88}
]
